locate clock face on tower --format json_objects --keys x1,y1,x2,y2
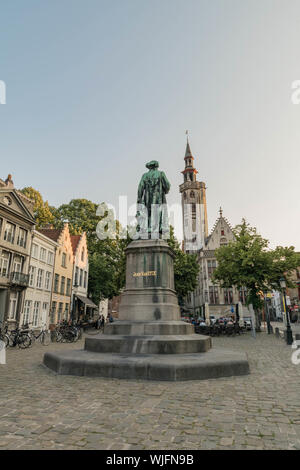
[{"x1": 3, "y1": 196, "x2": 12, "y2": 206}]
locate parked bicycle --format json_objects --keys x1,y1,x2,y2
[
  {"x1": 22, "y1": 323, "x2": 51, "y2": 346},
  {"x1": 52, "y1": 321, "x2": 78, "y2": 343},
  {"x1": 7, "y1": 326, "x2": 31, "y2": 349}
]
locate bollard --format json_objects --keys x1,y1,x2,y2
[{"x1": 275, "y1": 327, "x2": 280, "y2": 338}]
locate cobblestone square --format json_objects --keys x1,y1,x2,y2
[{"x1": 0, "y1": 332, "x2": 299, "y2": 450}]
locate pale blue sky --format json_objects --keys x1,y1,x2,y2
[{"x1": 0, "y1": 0, "x2": 299, "y2": 249}]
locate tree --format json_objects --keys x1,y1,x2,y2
[
  {"x1": 54, "y1": 199, "x2": 101, "y2": 247},
  {"x1": 167, "y1": 227, "x2": 199, "y2": 304},
  {"x1": 212, "y1": 219, "x2": 300, "y2": 330},
  {"x1": 20, "y1": 187, "x2": 55, "y2": 228},
  {"x1": 88, "y1": 234, "x2": 130, "y2": 304}
]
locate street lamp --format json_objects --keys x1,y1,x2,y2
[
  {"x1": 279, "y1": 277, "x2": 293, "y2": 345},
  {"x1": 263, "y1": 291, "x2": 272, "y2": 334}
]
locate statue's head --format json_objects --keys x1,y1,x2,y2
[{"x1": 146, "y1": 160, "x2": 159, "y2": 170}]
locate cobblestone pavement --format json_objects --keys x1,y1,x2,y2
[{"x1": 0, "y1": 332, "x2": 299, "y2": 450}]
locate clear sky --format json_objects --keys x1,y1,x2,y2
[{"x1": 0, "y1": 0, "x2": 299, "y2": 249}]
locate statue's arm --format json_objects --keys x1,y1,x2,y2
[
  {"x1": 161, "y1": 172, "x2": 171, "y2": 194},
  {"x1": 137, "y1": 175, "x2": 145, "y2": 204}
]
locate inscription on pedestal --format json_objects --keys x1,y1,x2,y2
[{"x1": 133, "y1": 271, "x2": 157, "y2": 277}]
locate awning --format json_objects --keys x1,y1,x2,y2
[{"x1": 75, "y1": 294, "x2": 98, "y2": 309}]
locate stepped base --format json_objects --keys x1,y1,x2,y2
[
  {"x1": 43, "y1": 349, "x2": 250, "y2": 381},
  {"x1": 85, "y1": 334, "x2": 211, "y2": 354},
  {"x1": 104, "y1": 321, "x2": 194, "y2": 336}
]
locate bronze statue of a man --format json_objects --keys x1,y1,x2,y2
[{"x1": 136, "y1": 160, "x2": 170, "y2": 239}]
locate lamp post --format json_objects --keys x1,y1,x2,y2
[
  {"x1": 279, "y1": 277, "x2": 293, "y2": 345},
  {"x1": 263, "y1": 291, "x2": 272, "y2": 334}
]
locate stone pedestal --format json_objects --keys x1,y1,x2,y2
[{"x1": 44, "y1": 239, "x2": 249, "y2": 381}]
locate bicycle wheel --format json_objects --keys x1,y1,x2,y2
[
  {"x1": 55, "y1": 330, "x2": 63, "y2": 342},
  {"x1": 64, "y1": 331, "x2": 76, "y2": 343},
  {"x1": 0, "y1": 333, "x2": 9, "y2": 348},
  {"x1": 18, "y1": 334, "x2": 31, "y2": 349},
  {"x1": 8, "y1": 332, "x2": 17, "y2": 347},
  {"x1": 41, "y1": 331, "x2": 50, "y2": 346}
]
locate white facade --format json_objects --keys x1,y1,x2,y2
[
  {"x1": 70, "y1": 233, "x2": 91, "y2": 319},
  {"x1": 21, "y1": 230, "x2": 57, "y2": 329}
]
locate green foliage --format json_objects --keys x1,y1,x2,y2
[
  {"x1": 167, "y1": 227, "x2": 199, "y2": 302},
  {"x1": 88, "y1": 233, "x2": 131, "y2": 303},
  {"x1": 20, "y1": 187, "x2": 54, "y2": 228},
  {"x1": 212, "y1": 219, "x2": 300, "y2": 310},
  {"x1": 53, "y1": 199, "x2": 130, "y2": 303}
]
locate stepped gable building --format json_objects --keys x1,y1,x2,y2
[
  {"x1": 39, "y1": 224, "x2": 74, "y2": 326},
  {"x1": 179, "y1": 142, "x2": 249, "y2": 318},
  {"x1": 70, "y1": 232, "x2": 97, "y2": 321},
  {"x1": 0, "y1": 175, "x2": 35, "y2": 326}
]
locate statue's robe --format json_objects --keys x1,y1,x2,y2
[{"x1": 137, "y1": 169, "x2": 170, "y2": 236}]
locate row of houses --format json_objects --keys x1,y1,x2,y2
[{"x1": 0, "y1": 174, "x2": 97, "y2": 330}]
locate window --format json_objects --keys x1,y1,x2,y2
[
  {"x1": 64, "y1": 303, "x2": 69, "y2": 320},
  {"x1": 84, "y1": 271, "x2": 87, "y2": 289},
  {"x1": 79, "y1": 269, "x2": 83, "y2": 286},
  {"x1": 81, "y1": 248, "x2": 85, "y2": 262},
  {"x1": 224, "y1": 288, "x2": 233, "y2": 304},
  {"x1": 36, "y1": 269, "x2": 44, "y2": 288},
  {"x1": 29, "y1": 266, "x2": 35, "y2": 287},
  {"x1": 32, "y1": 243, "x2": 39, "y2": 259},
  {"x1": 32, "y1": 301, "x2": 40, "y2": 327},
  {"x1": 57, "y1": 303, "x2": 63, "y2": 322},
  {"x1": 45, "y1": 271, "x2": 51, "y2": 290},
  {"x1": 54, "y1": 274, "x2": 59, "y2": 293},
  {"x1": 207, "y1": 260, "x2": 217, "y2": 278},
  {"x1": 60, "y1": 276, "x2": 65, "y2": 295},
  {"x1": 62, "y1": 252, "x2": 66, "y2": 268},
  {"x1": 74, "y1": 267, "x2": 79, "y2": 286},
  {"x1": 209, "y1": 286, "x2": 219, "y2": 304},
  {"x1": 0, "y1": 251, "x2": 10, "y2": 277},
  {"x1": 40, "y1": 247, "x2": 46, "y2": 262},
  {"x1": 239, "y1": 288, "x2": 247, "y2": 305},
  {"x1": 23, "y1": 300, "x2": 32, "y2": 325},
  {"x1": 8, "y1": 292, "x2": 19, "y2": 320},
  {"x1": 4, "y1": 222, "x2": 15, "y2": 243},
  {"x1": 190, "y1": 191, "x2": 195, "y2": 198},
  {"x1": 13, "y1": 255, "x2": 22, "y2": 273},
  {"x1": 47, "y1": 251, "x2": 54, "y2": 265},
  {"x1": 66, "y1": 278, "x2": 71, "y2": 296},
  {"x1": 221, "y1": 229, "x2": 225, "y2": 236},
  {"x1": 17, "y1": 228, "x2": 27, "y2": 248}
]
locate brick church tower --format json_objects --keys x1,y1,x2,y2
[{"x1": 179, "y1": 137, "x2": 208, "y2": 252}]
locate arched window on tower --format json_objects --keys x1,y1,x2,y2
[{"x1": 190, "y1": 190, "x2": 195, "y2": 198}]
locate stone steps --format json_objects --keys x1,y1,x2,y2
[
  {"x1": 43, "y1": 348, "x2": 250, "y2": 381},
  {"x1": 85, "y1": 334, "x2": 211, "y2": 354}
]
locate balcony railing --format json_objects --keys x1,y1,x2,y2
[{"x1": 10, "y1": 272, "x2": 29, "y2": 286}]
